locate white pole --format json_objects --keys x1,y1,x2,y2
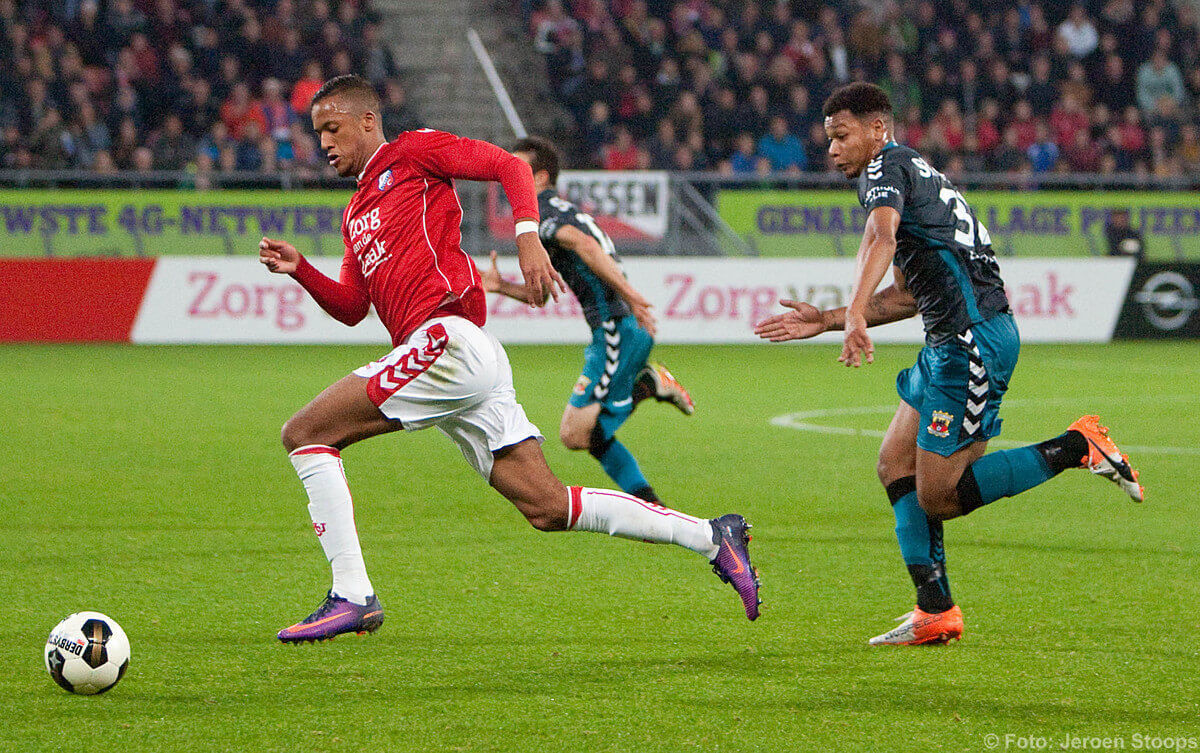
[{"x1": 466, "y1": 28, "x2": 528, "y2": 139}]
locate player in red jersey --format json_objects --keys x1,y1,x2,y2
[{"x1": 259, "y1": 75, "x2": 761, "y2": 642}]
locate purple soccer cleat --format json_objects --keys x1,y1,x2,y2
[
  {"x1": 709, "y1": 514, "x2": 762, "y2": 621},
  {"x1": 277, "y1": 592, "x2": 385, "y2": 644}
]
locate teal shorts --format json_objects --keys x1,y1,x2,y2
[
  {"x1": 569, "y1": 316, "x2": 654, "y2": 438},
  {"x1": 897, "y1": 313, "x2": 1020, "y2": 457}
]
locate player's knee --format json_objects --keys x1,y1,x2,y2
[
  {"x1": 280, "y1": 417, "x2": 306, "y2": 452},
  {"x1": 876, "y1": 454, "x2": 912, "y2": 486},
  {"x1": 559, "y1": 426, "x2": 589, "y2": 451},
  {"x1": 523, "y1": 502, "x2": 568, "y2": 532},
  {"x1": 916, "y1": 486, "x2": 959, "y2": 520},
  {"x1": 281, "y1": 416, "x2": 328, "y2": 453}
]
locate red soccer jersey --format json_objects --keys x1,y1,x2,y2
[{"x1": 291, "y1": 129, "x2": 539, "y2": 345}]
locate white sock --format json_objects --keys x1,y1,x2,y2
[
  {"x1": 289, "y1": 445, "x2": 374, "y2": 605},
  {"x1": 567, "y1": 487, "x2": 719, "y2": 559}
]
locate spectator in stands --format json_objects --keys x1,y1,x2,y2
[
  {"x1": 68, "y1": 102, "x2": 111, "y2": 169},
  {"x1": 111, "y1": 118, "x2": 140, "y2": 170},
  {"x1": 221, "y1": 82, "x2": 267, "y2": 141},
  {"x1": 581, "y1": 100, "x2": 613, "y2": 163},
  {"x1": 235, "y1": 120, "x2": 266, "y2": 171},
  {"x1": 1096, "y1": 54, "x2": 1133, "y2": 113},
  {"x1": 1007, "y1": 100, "x2": 1039, "y2": 152},
  {"x1": 31, "y1": 108, "x2": 70, "y2": 169},
  {"x1": 360, "y1": 21, "x2": 397, "y2": 85},
  {"x1": 756, "y1": 116, "x2": 806, "y2": 173},
  {"x1": 1179, "y1": 123, "x2": 1200, "y2": 172},
  {"x1": 726, "y1": 132, "x2": 764, "y2": 175},
  {"x1": 150, "y1": 113, "x2": 194, "y2": 170},
  {"x1": 1050, "y1": 94, "x2": 1090, "y2": 148},
  {"x1": 260, "y1": 78, "x2": 295, "y2": 143},
  {"x1": 290, "y1": 61, "x2": 326, "y2": 117},
  {"x1": 1057, "y1": 4, "x2": 1098, "y2": 59},
  {"x1": 132, "y1": 146, "x2": 154, "y2": 172},
  {"x1": 602, "y1": 125, "x2": 643, "y2": 170},
  {"x1": 181, "y1": 78, "x2": 220, "y2": 139},
  {"x1": 1136, "y1": 48, "x2": 1185, "y2": 112},
  {"x1": 1064, "y1": 129, "x2": 1102, "y2": 172},
  {"x1": 1027, "y1": 122, "x2": 1060, "y2": 172},
  {"x1": 380, "y1": 79, "x2": 422, "y2": 139}
]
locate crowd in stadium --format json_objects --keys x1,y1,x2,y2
[
  {"x1": 4, "y1": 0, "x2": 1200, "y2": 178},
  {"x1": 0, "y1": 0, "x2": 421, "y2": 177},
  {"x1": 526, "y1": 0, "x2": 1200, "y2": 177}
]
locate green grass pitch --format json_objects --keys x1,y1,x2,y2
[{"x1": 2, "y1": 342, "x2": 1198, "y2": 752}]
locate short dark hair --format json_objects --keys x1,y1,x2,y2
[
  {"x1": 310, "y1": 74, "x2": 380, "y2": 111},
  {"x1": 512, "y1": 136, "x2": 561, "y2": 183},
  {"x1": 822, "y1": 82, "x2": 893, "y2": 120}
]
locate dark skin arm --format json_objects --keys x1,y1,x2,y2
[
  {"x1": 481, "y1": 225, "x2": 658, "y2": 335},
  {"x1": 753, "y1": 207, "x2": 918, "y2": 343},
  {"x1": 480, "y1": 250, "x2": 546, "y2": 305}
]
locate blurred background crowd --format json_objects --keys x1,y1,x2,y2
[
  {"x1": 523, "y1": 0, "x2": 1200, "y2": 176},
  {"x1": 3, "y1": 0, "x2": 1199, "y2": 178},
  {"x1": 0, "y1": 0, "x2": 421, "y2": 175}
]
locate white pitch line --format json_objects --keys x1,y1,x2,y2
[{"x1": 770, "y1": 401, "x2": 1200, "y2": 456}]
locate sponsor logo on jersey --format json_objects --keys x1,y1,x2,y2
[
  {"x1": 377, "y1": 169, "x2": 394, "y2": 192},
  {"x1": 928, "y1": 410, "x2": 954, "y2": 438},
  {"x1": 864, "y1": 185, "x2": 900, "y2": 205},
  {"x1": 573, "y1": 375, "x2": 591, "y2": 396}
]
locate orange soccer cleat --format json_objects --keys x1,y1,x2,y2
[
  {"x1": 1068, "y1": 415, "x2": 1145, "y2": 503},
  {"x1": 637, "y1": 361, "x2": 695, "y2": 415},
  {"x1": 868, "y1": 605, "x2": 964, "y2": 646}
]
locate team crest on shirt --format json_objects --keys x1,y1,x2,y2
[
  {"x1": 928, "y1": 411, "x2": 954, "y2": 438},
  {"x1": 377, "y1": 169, "x2": 394, "y2": 192},
  {"x1": 573, "y1": 375, "x2": 591, "y2": 396}
]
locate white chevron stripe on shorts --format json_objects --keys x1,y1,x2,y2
[
  {"x1": 594, "y1": 319, "x2": 620, "y2": 400},
  {"x1": 958, "y1": 329, "x2": 988, "y2": 439}
]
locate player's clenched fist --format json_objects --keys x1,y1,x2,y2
[
  {"x1": 753, "y1": 299, "x2": 828, "y2": 342},
  {"x1": 259, "y1": 236, "x2": 300, "y2": 274},
  {"x1": 516, "y1": 231, "x2": 566, "y2": 306}
]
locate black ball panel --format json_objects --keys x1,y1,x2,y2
[
  {"x1": 80, "y1": 618, "x2": 112, "y2": 669},
  {"x1": 46, "y1": 649, "x2": 74, "y2": 693}
]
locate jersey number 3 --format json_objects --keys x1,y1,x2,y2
[{"x1": 938, "y1": 186, "x2": 993, "y2": 253}]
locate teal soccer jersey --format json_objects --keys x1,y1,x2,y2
[
  {"x1": 858, "y1": 143, "x2": 1010, "y2": 346},
  {"x1": 858, "y1": 144, "x2": 1018, "y2": 455},
  {"x1": 536, "y1": 189, "x2": 631, "y2": 330}
]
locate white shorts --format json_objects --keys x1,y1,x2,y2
[{"x1": 352, "y1": 316, "x2": 542, "y2": 479}]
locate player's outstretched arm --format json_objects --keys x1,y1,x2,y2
[
  {"x1": 259, "y1": 236, "x2": 370, "y2": 326},
  {"x1": 753, "y1": 300, "x2": 832, "y2": 341},
  {"x1": 556, "y1": 225, "x2": 657, "y2": 336},
  {"x1": 480, "y1": 250, "x2": 542, "y2": 305},
  {"x1": 753, "y1": 281, "x2": 916, "y2": 342}
]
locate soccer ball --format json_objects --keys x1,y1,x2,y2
[{"x1": 44, "y1": 612, "x2": 130, "y2": 695}]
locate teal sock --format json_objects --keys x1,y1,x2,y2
[
  {"x1": 594, "y1": 436, "x2": 654, "y2": 500},
  {"x1": 958, "y1": 446, "x2": 1055, "y2": 514},
  {"x1": 886, "y1": 477, "x2": 953, "y2": 612}
]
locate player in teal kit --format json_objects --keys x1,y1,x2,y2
[
  {"x1": 481, "y1": 136, "x2": 694, "y2": 504},
  {"x1": 755, "y1": 83, "x2": 1145, "y2": 645}
]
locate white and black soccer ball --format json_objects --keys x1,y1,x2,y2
[{"x1": 44, "y1": 612, "x2": 130, "y2": 695}]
